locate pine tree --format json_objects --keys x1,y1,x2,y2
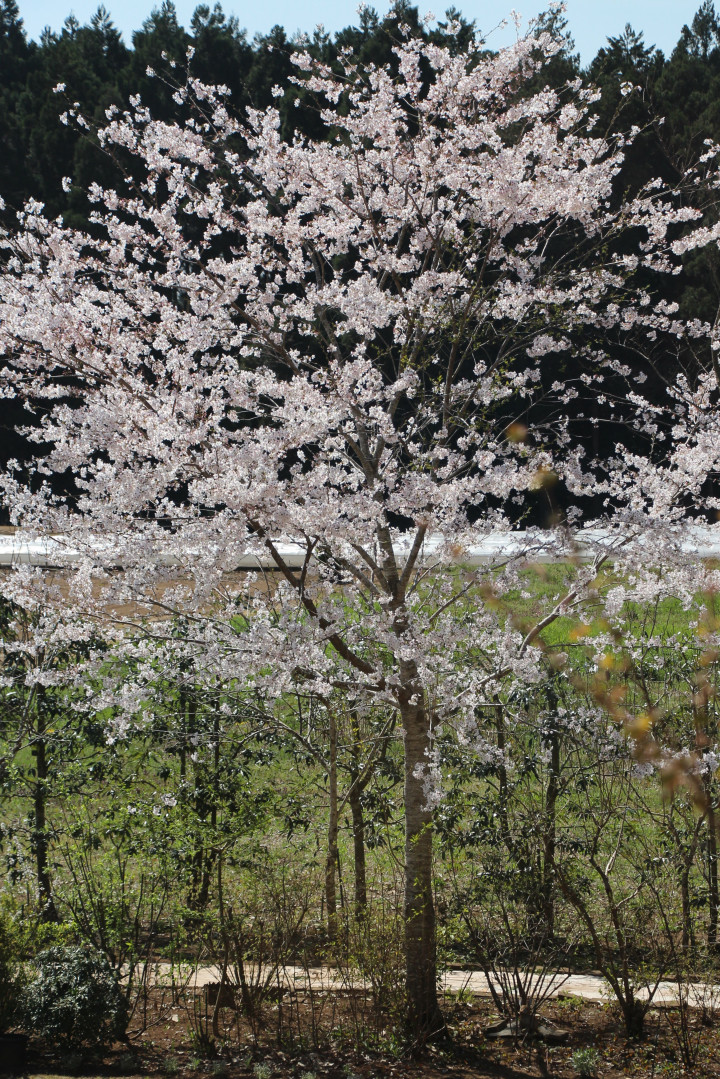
[{"x1": 0, "y1": 0, "x2": 31, "y2": 221}]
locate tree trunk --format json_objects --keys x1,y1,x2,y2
[
  {"x1": 349, "y1": 779, "x2": 367, "y2": 912},
  {"x1": 399, "y1": 683, "x2": 445, "y2": 1044},
  {"x1": 678, "y1": 813, "x2": 704, "y2": 952},
  {"x1": 622, "y1": 996, "x2": 646, "y2": 1040},
  {"x1": 198, "y1": 711, "x2": 222, "y2": 909},
  {"x1": 681, "y1": 865, "x2": 692, "y2": 951},
  {"x1": 542, "y1": 708, "x2": 561, "y2": 940},
  {"x1": 708, "y1": 794, "x2": 719, "y2": 950},
  {"x1": 325, "y1": 708, "x2": 339, "y2": 942},
  {"x1": 492, "y1": 698, "x2": 511, "y2": 847},
  {"x1": 32, "y1": 690, "x2": 57, "y2": 922},
  {"x1": 348, "y1": 708, "x2": 369, "y2": 913}
]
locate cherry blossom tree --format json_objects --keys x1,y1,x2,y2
[{"x1": 1, "y1": 16, "x2": 719, "y2": 1039}]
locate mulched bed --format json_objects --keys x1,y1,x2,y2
[{"x1": 19, "y1": 991, "x2": 720, "y2": 1079}]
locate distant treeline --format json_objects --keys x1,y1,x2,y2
[
  {"x1": 0, "y1": 5, "x2": 716, "y2": 206},
  {"x1": 1, "y1": 1, "x2": 720, "y2": 302},
  {"x1": 2, "y1": 0, "x2": 720, "y2": 292}
]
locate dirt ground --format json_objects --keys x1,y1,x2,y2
[{"x1": 19, "y1": 992, "x2": 720, "y2": 1079}]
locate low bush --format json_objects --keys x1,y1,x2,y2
[
  {"x1": 0, "y1": 904, "x2": 28, "y2": 1033},
  {"x1": 20, "y1": 945, "x2": 128, "y2": 1051}
]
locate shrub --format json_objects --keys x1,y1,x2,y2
[
  {"x1": 0, "y1": 906, "x2": 27, "y2": 1033},
  {"x1": 0, "y1": 953, "x2": 23, "y2": 1034},
  {"x1": 20, "y1": 945, "x2": 128, "y2": 1050}
]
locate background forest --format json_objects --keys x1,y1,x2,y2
[
  {"x1": 4, "y1": 4, "x2": 720, "y2": 1079},
  {"x1": 2, "y1": 0, "x2": 720, "y2": 301}
]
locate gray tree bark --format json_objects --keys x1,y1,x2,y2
[{"x1": 399, "y1": 661, "x2": 445, "y2": 1043}]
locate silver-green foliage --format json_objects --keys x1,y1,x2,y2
[
  {"x1": 571, "y1": 1047, "x2": 602, "y2": 1078},
  {"x1": 20, "y1": 945, "x2": 128, "y2": 1050}
]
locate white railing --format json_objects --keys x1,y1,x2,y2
[{"x1": 1, "y1": 526, "x2": 719, "y2": 570}]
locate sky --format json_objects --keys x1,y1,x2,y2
[{"x1": 15, "y1": 0, "x2": 711, "y2": 64}]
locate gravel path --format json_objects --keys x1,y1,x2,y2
[{"x1": 136, "y1": 962, "x2": 718, "y2": 1008}]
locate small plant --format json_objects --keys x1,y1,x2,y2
[
  {"x1": 252, "y1": 1064, "x2": 272, "y2": 1079},
  {"x1": 162, "y1": 1056, "x2": 179, "y2": 1075},
  {"x1": 212, "y1": 1063, "x2": 229, "y2": 1078},
  {"x1": 19, "y1": 944, "x2": 128, "y2": 1051},
  {"x1": 571, "y1": 1047, "x2": 602, "y2": 1078},
  {"x1": 554, "y1": 993, "x2": 585, "y2": 1015},
  {"x1": 300, "y1": 1072, "x2": 317, "y2": 1079},
  {"x1": 448, "y1": 985, "x2": 474, "y2": 1006}
]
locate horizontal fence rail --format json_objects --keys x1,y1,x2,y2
[{"x1": 0, "y1": 526, "x2": 719, "y2": 570}]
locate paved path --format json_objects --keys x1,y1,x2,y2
[{"x1": 135, "y1": 962, "x2": 719, "y2": 1009}]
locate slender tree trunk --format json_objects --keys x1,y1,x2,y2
[
  {"x1": 696, "y1": 693, "x2": 718, "y2": 949},
  {"x1": 179, "y1": 687, "x2": 187, "y2": 783},
  {"x1": 542, "y1": 704, "x2": 561, "y2": 940},
  {"x1": 325, "y1": 708, "x2": 339, "y2": 942},
  {"x1": 399, "y1": 668, "x2": 444, "y2": 1043},
  {"x1": 708, "y1": 795, "x2": 719, "y2": 950},
  {"x1": 679, "y1": 814, "x2": 704, "y2": 951},
  {"x1": 33, "y1": 689, "x2": 57, "y2": 922},
  {"x1": 493, "y1": 699, "x2": 510, "y2": 847},
  {"x1": 681, "y1": 865, "x2": 692, "y2": 951},
  {"x1": 198, "y1": 709, "x2": 221, "y2": 910},
  {"x1": 348, "y1": 710, "x2": 368, "y2": 913},
  {"x1": 197, "y1": 831, "x2": 214, "y2": 910},
  {"x1": 349, "y1": 780, "x2": 367, "y2": 912}
]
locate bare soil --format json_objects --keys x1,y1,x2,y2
[{"x1": 19, "y1": 991, "x2": 720, "y2": 1079}]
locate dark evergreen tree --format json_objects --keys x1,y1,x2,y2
[
  {"x1": 334, "y1": 0, "x2": 426, "y2": 73},
  {"x1": 0, "y1": 1, "x2": 32, "y2": 221},
  {"x1": 189, "y1": 3, "x2": 252, "y2": 107},
  {"x1": 655, "y1": 1, "x2": 720, "y2": 169},
  {"x1": 126, "y1": 1, "x2": 190, "y2": 117},
  {"x1": 592, "y1": 22, "x2": 656, "y2": 73},
  {"x1": 431, "y1": 7, "x2": 476, "y2": 56},
  {"x1": 333, "y1": 4, "x2": 386, "y2": 67},
  {"x1": 242, "y1": 24, "x2": 301, "y2": 139},
  {"x1": 586, "y1": 23, "x2": 669, "y2": 207},
  {"x1": 15, "y1": 9, "x2": 128, "y2": 223},
  {"x1": 678, "y1": 0, "x2": 719, "y2": 59},
  {"x1": 528, "y1": 5, "x2": 580, "y2": 87},
  {"x1": 653, "y1": 3, "x2": 720, "y2": 324}
]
